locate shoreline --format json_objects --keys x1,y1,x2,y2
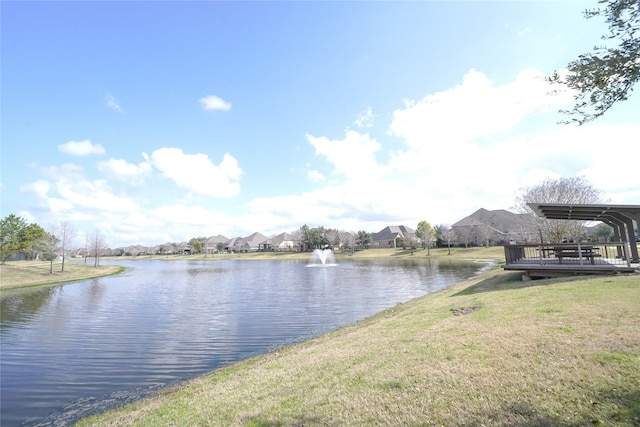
[
  {"x1": 0, "y1": 246, "x2": 505, "y2": 291},
  {"x1": 0, "y1": 262, "x2": 126, "y2": 291}
]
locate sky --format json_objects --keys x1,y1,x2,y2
[{"x1": 2, "y1": 1, "x2": 639, "y2": 249}]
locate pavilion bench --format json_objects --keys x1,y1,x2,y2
[{"x1": 554, "y1": 246, "x2": 602, "y2": 264}]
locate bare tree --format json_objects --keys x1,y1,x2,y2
[
  {"x1": 453, "y1": 225, "x2": 473, "y2": 248},
  {"x1": 435, "y1": 224, "x2": 455, "y2": 255},
  {"x1": 57, "y1": 221, "x2": 75, "y2": 272},
  {"x1": 325, "y1": 228, "x2": 341, "y2": 251},
  {"x1": 403, "y1": 233, "x2": 420, "y2": 255},
  {"x1": 478, "y1": 224, "x2": 499, "y2": 247},
  {"x1": 339, "y1": 231, "x2": 356, "y2": 254},
  {"x1": 513, "y1": 215, "x2": 536, "y2": 244},
  {"x1": 90, "y1": 231, "x2": 108, "y2": 267},
  {"x1": 84, "y1": 234, "x2": 89, "y2": 264},
  {"x1": 514, "y1": 176, "x2": 602, "y2": 243}
]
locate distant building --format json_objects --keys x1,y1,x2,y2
[
  {"x1": 371, "y1": 225, "x2": 415, "y2": 248},
  {"x1": 267, "y1": 232, "x2": 300, "y2": 251},
  {"x1": 123, "y1": 244, "x2": 150, "y2": 256},
  {"x1": 231, "y1": 232, "x2": 269, "y2": 252},
  {"x1": 452, "y1": 208, "x2": 533, "y2": 246},
  {"x1": 202, "y1": 235, "x2": 229, "y2": 254}
]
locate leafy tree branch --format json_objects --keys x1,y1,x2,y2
[{"x1": 549, "y1": 0, "x2": 639, "y2": 124}]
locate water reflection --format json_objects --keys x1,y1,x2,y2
[
  {"x1": 0, "y1": 258, "x2": 488, "y2": 426},
  {"x1": 0, "y1": 286, "x2": 56, "y2": 333}
]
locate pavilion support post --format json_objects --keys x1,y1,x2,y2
[
  {"x1": 610, "y1": 223, "x2": 625, "y2": 258},
  {"x1": 577, "y1": 242, "x2": 584, "y2": 265},
  {"x1": 623, "y1": 244, "x2": 631, "y2": 267},
  {"x1": 621, "y1": 218, "x2": 639, "y2": 262},
  {"x1": 539, "y1": 245, "x2": 544, "y2": 265}
]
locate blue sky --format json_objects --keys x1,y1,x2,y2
[{"x1": 2, "y1": 1, "x2": 638, "y2": 248}]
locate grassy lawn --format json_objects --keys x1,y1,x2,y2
[
  {"x1": 0, "y1": 260, "x2": 124, "y2": 290},
  {"x1": 77, "y1": 265, "x2": 640, "y2": 426}
]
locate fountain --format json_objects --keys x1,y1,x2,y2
[{"x1": 307, "y1": 249, "x2": 337, "y2": 267}]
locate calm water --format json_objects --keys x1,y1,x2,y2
[{"x1": 1, "y1": 257, "x2": 489, "y2": 426}]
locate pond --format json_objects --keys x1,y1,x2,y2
[{"x1": 0, "y1": 257, "x2": 491, "y2": 426}]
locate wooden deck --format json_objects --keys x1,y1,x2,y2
[{"x1": 503, "y1": 243, "x2": 639, "y2": 279}]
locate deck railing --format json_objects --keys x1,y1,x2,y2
[{"x1": 504, "y1": 242, "x2": 633, "y2": 267}]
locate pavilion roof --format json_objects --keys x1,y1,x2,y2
[{"x1": 527, "y1": 203, "x2": 640, "y2": 223}]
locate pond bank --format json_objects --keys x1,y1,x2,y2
[
  {"x1": 0, "y1": 262, "x2": 124, "y2": 290},
  {"x1": 77, "y1": 268, "x2": 640, "y2": 426}
]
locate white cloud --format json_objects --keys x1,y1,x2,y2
[
  {"x1": 30, "y1": 162, "x2": 138, "y2": 213},
  {"x1": 354, "y1": 107, "x2": 374, "y2": 128},
  {"x1": 573, "y1": 124, "x2": 640, "y2": 202},
  {"x1": 152, "y1": 204, "x2": 233, "y2": 226},
  {"x1": 307, "y1": 130, "x2": 385, "y2": 179},
  {"x1": 39, "y1": 163, "x2": 85, "y2": 181},
  {"x1": 105, "y1": 93, "x2": 123, "y2": 113},
  {"x1": 21, "y1": 180, "x2": 50, "y2": 198},
  {"x1": 307, "y1": 170, "x2": 325, "y2": 182},
  {"x1": 58, "y1": 139, "x2": 106, "y2": 156},
  {"x1": 149, "y1": 148, "x2": 242, "y2": 197},
  {"x1": 199, "y1": 95, "x2": 232, "y2": 111},
  {"x1": 245, "y1": 177, "x2": 418, "y2": 236},
  {"x1": 97, "y1": 158, "x2": 152, "y2": 184},
  {"x1": 48, "y1": 197, "x2": 74, "y2": 213},
  {"x1": 54, "y1": 178, "x2": 139, "y2": 212},
  {"x1": 18, "y1": 210, "x2": 36, "y2": 224},
  {"x1": 390, "y1": 68, "x2": 572, "y2": 151},
  {"x1": 518, "y1": 169, "x2": 561, "y2": 188}
]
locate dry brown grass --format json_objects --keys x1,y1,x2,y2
[
  {"x1": 77, "y1": 270, "x2": 640, "y2": 426},
  {"x1": 0, "y1": 260, "x2": 123, "y2": 290}
]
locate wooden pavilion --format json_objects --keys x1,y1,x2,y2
[{"x1": 503, "y1": 203, "x2": 640, "y2": 279}]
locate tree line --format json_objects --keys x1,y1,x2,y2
[{"x1": 0, "y1": 215, "x2": 108, "y2": 270}]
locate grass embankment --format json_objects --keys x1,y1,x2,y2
[
  {"x1": 0, "y1": 261, "x2": 124, "y2": 290},
  {"x1": 77, "y1": 263, "x2": 640, "y2": 425}
]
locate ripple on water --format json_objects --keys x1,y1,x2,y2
[{"x1": 1, "y1": 258, "x2": 488, "y2": 426}]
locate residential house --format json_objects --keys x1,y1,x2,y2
[
  {"x1": 123, "y1": 244, "x2": 150, "y2": 256},
  {"x1": 152, "y1": 242, "x2": 176, "y2": 255},
  {"x1": 452, "y1": 208, "x2": 533, "y2": 246},
  {"x1": 267, "y1": 232, "x2": 300, "y2": 251},
  {"x1": 224, "y1": 237, "x2": 240, "y2": 252},
  {"x1": 231, "y1": 232, "x2": 269, "y2": 252},
  {"x1": 371, "y1": 225, "x2": 415, "y2": 248},
  {"x1": 202, "y1": 235, "x2": 229, "y2": 254}
]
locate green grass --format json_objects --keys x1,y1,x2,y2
[
  {"x1": 76, "y1": 269, "x2": 640, "y2": 426},
  {"x1": 0, "y1": 260, "x2": 124, "y2": 290}
]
